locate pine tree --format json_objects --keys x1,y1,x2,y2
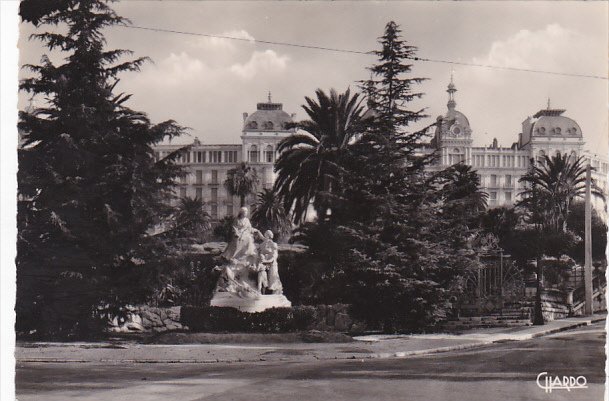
[
  {"x1": 309, "y1": 22, "x2": 481, "y2": 332},
  {"x1": 17, "y1": 0, "x2": 187, "y2": 337}
]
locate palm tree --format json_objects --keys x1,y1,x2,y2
[
  {"x1": 224, "y1": 162, "x2": 259, "y2": 207},
  {"x1": 274, "y1": 88, "x2": 368, "y2": 223},
  {"x1": 251, "y1": 188, "x2": 292, "y2": 240},
  {"x1": 518, "y1": 153, "x2": 604, "y2": 232},
  {"x1": 172, "y1": 196, "x2": 212, "y2": 240},
  {"x1": 442, "y1": 163, "x2": 489, "y2": 214}
]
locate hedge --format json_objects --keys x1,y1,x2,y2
[{"x1": 181, "y1": 305, "x2": 317, "y2": 333}]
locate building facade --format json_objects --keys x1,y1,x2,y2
[
  {"x1": 426, "y1": 78, "x2": 608, "y2": 213},
  {"x1": 153, "y1": 94, "x2": 295, "y2": 220},
  {"x1": 154, "y1": 84, "x2": 607, "y2": 221}
]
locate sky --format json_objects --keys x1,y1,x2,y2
[{"x1": 18, "y1": 1, "x2": 609, "y2": 154}]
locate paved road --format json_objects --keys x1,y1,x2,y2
[{"x1": 16, "y1": 322, "x2": 605, "y2": 401}]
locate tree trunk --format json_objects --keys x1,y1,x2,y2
[{"x1": 240, "y1": 195, "x2": 246, "y2": 207}]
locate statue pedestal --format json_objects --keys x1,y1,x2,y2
[{"x1": 210, "y1": 292, "x2": 292, "y2": 313}]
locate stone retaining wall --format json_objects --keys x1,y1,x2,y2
[
  {"x1": 138, "y1": 306, "x2": 185, "y2": 332},
  {"x1": 304, "y1": 304, "x2": 366, "y2": 333},
  {"x1": 108, "y1": 306, "x2": 185, "y2": 333},
  {"x1": 110, "y1": 304, "x2": 366, "y2": 334}
]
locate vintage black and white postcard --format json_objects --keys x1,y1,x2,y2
[{"x1": 3, "y1": 1, "x2": 608, "y2": 400}]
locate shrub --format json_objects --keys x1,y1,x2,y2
[
  {"x1": 181, "y1": 306, "x2": 316, "y2": 333},
  {"x1": 213, "y1": 216, "x2": 235, "y2": 242},
  {"x1": 152, "y1": 253, "x2": 219, "y2": 307}
]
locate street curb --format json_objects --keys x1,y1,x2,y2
[{"x1": 17, "y1": 317, "x2": 605, "y2": 364}]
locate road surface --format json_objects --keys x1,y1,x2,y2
[{"x1": 16, "y1": 321, "x2": 606, "y2": 401}]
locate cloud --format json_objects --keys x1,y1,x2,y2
[
  {"x1": 136, "y1": 52, "x2": 208, "y2": 87},
  {"x1": 472, "y1": 24, "x2": 602, "y2": 76},
  {"x1": 200, "y1": 29, "x2": 255, "y2": 50},
  {"x1": 230, "y1": 50, "x2": 289, "y2": 79}
]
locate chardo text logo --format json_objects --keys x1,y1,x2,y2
[{"x1": 536, "y1": 372, "x2": 588, "y2": 393}]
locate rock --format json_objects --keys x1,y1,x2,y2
[
  {"x1": 334, "y1": 313, "x2": 351, "y2": 332},
  {"x1": 141, "y1": 317, "x2": 152, "y2": 329},
  {"x1": 349, "y1": 322, "x2": 367, "y2": 334},
  {"x1": 149, "y1": 314, "x2": 163, "y2": 325}
]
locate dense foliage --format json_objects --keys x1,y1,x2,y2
[
  {"x1": 278, "y1": 22, "x2": 486, "y2": 332},
  {"x1": 274, "y1": 88, "x2": 368, "y2": 223},
  {"x1": 224, "y1": 162, "x2": 259, "y2": 207},
  {"x1": 17, "y1": 0, "x2": 187, "y2": 337},
  {"x1": 518, "y1": 153, "x2": 603, "y2": 232},
  {"x1": 251, "y1": 188, "x2": 292, "y2": 241}
]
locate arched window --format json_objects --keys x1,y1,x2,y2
[
  {"x1": 537, "y1": 150, "x2": 546, "y2": 166},
  {"x1": 247, "y1": 121, "x2": 258, "y2": 130},
  {"x1": 448, "y1": 147, "x2": 465, "y2": 165},
  {"x1": 249, "y1": 145, "x2": 258, "y2": 163},
  {"x1": 265, "y1": 145, "x2": 274, "y2": 163},
  {"x1": 263, "y1": 121, "x2": 274, "y2": 130}
]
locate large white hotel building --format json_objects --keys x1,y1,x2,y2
[{"x1": 154, "y1": 83, "x2": 608, "y2": 220}]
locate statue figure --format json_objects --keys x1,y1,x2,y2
[
  {"x1": 211, "y1": 210, "x2": 291, "y2": 311},
  {"x1": 221, "y1": 207, "x2": 261, "y2": 263},
  {"x1": 258, "y1": 230, "x2": 283, "y2": 294}
]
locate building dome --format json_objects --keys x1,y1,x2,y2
[
  {"x1": 529, "y1": 109, "x2": 582, "y2": 138},
  {"x1": 243, "y1": 93, "x2": 294, "y2": 132},
  {"x1": 440, "y1": 109, "x2": 471, "y2": 133},
  {"x1": 436, "y1": 77, "x2": 472, "y2": 138}
]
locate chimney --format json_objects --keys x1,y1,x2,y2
[{"x1": 243, "y1": 112, "x2": 248, "y2": 122}]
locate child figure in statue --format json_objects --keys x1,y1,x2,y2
[{"x1": 257, "y1": 230, "x2": 283, "y2": 295}]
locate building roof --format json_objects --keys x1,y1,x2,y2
[
  {"x1": 528, "y1": 109, "x2": 582, "y2": 139},
  {"x1": 243, "y1": 94, "x2": 294, "y2": 132}
]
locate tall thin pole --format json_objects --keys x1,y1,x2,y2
[
  {"x1": 584, "y1": 164, "x2": 593, "y2": 316},
  {"x1": 532, "y1": 178, "x2": 544, "y2": 325}
]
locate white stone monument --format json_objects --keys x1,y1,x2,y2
[{"x1": 210, "y1": 208, "x2": 291, "y2": 313}]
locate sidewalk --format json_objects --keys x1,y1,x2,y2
[{"x1": 16, "y1": 313, "x2": 605, "y2": 364}]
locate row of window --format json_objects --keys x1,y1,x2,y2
[
  {"x1": 156, "y1": 147, "x2": 277, "y2": 164},
  {"x1": 155, "y1": 150, "x2": 240, "y2": 164},
  {"x1": 480, "y1": 174, "x2": 521, "y2": 188},
  {"x1": 488, "y1": 191, "x2": 514, "y2": 206},
  {"x1": 248, "y1": 145, "x2": 275, "y2": 163},
  {"x1": 246, "y1": 121, "x2": 283, "y2": 130},
  {"x1": 472, "y1": 154, "x2": 529, "y2": 168},
  {"x1": 179, "y1": 170, "x2": 221, "y2": 185},
  {"x1": 177, "y1": 188, "x2": 254, "y2": 218}
]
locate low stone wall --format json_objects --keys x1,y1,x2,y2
[
  {"x1": 138, "y1": 306, "x2": 185, "y2": 332},
  {"x1": 108, "y1": 306, "x2": 185, "y2": 333},
  {"x1": 180, "y1": 304, "x2": 367, "y2": 334},
  {"x1": 540, "y1": 289, "x2": 571, "y2": 321},
  {"x1": 305, "y1": 304, "x2": 366, "y2": 333},
  {"x1": 111, "y1": 304, "x2": 366, "y2": 334}
]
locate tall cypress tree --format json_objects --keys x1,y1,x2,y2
[{"x1": 17, "y1": 0, "x2": 186, "y2": 337}]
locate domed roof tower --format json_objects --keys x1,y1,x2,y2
[
  {"x1": 241, "y1": 93, "x2": 295, "y2": 173},
  {"x1": 432, "y1": 74, "x2": 473, "y2": 165},
  {"x1": 242, "y1": 91, "x2": 294, "y2": 133},
  {"x1": 519, "y1": 98, "x2": 584, "y2": 158}
]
